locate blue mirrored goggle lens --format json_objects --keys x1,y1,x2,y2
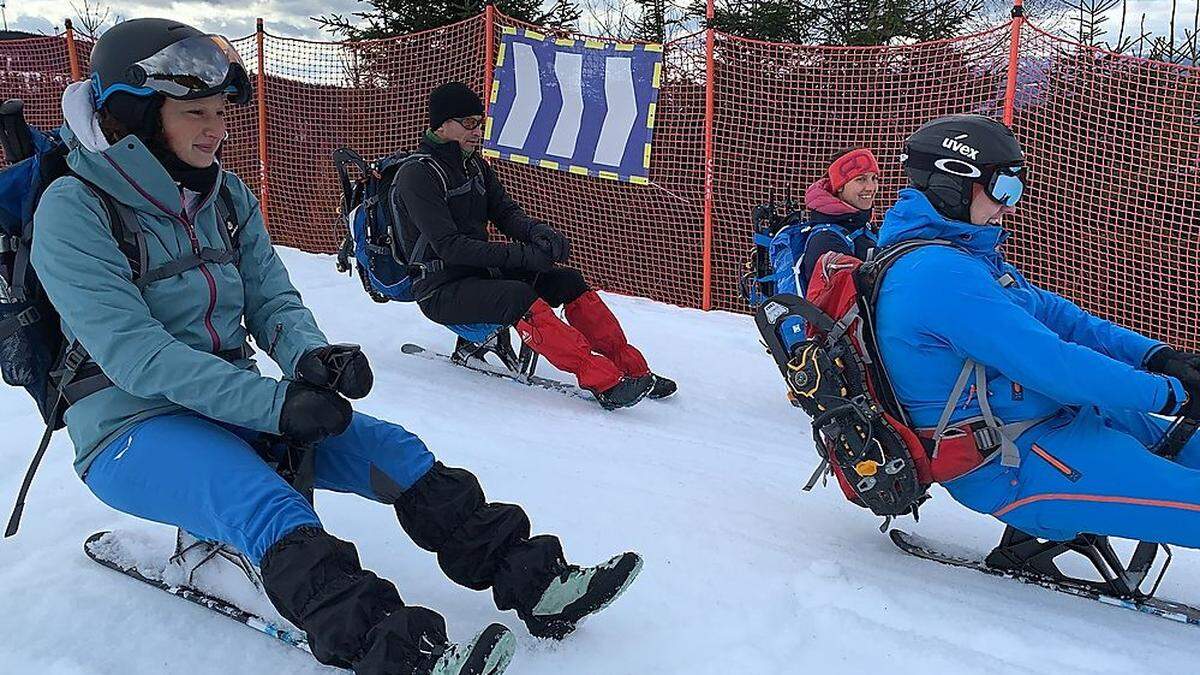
[{"x1": 988, "y1": 171, "x2": 1024, "y2": 206}]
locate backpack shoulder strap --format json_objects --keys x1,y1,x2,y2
[
  {"x1": 861, "y1": 239, "x2": 959, "y2": 306},
  {"x1": 70, "y1": 175, "x2": 147, "y2": 283},
  {"x1": 393, "y1": 154, "x2": 449, "y2": 267},
  {"x1": 213, "y1": 181, "x2": 241, "y2": 252},
  {"x1": 414, "y1": 154, "x2": 449, "y2": 196}
]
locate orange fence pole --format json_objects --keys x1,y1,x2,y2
[
  {"x1": 701, "y1": 0, "x2": 716, "y2": 310},
  {"x1": 256, "y1": 18, "x2": 271, "y2": 230},
  {"x1": 64, "y1": 19, "x2": 81, "y2": 82},
  {"x1": 483, "y1": 3, "x2": 496, "y2": 114},
  {"x1": 1003, "y1": 0, "x2": 1024, "y2": 125}
]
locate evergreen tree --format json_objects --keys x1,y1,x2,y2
[
  {"x1": 316, "y1": 0, "x2": 581, "y2": 40},
  {"x1": 689, "y1": 0, "x2": 987, "y2": 46}
]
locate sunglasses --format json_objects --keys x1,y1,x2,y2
[
  {"x1": 452, "y1": 116, "x2": 485, "y2": 131},
  {"x1": 985, "y1": 165, "x2": 1025, "y2": 207}
]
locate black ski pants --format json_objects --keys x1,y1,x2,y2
[{"x1": 418, "y1": 266, "x2": 589, "y2": 328}]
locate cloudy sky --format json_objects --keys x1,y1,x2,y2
[
  {"x1": 3, "y1": 0, "x2": 1193, "y2": 43},
  {"x1": 6, "y1": 0, "x2": 360, "y2": 39}
]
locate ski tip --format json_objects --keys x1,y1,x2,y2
[
  {"x1": 83, "y1": 530, "x2": 112, "y2": 552},
  {"x1": 400, "y1": 343, "x2": 426, "y2": 354}
]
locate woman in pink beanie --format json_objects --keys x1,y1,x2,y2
[{"x1": 796, "y1": 146, "x2": 881, "y2": 290}]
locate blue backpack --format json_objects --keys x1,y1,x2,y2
[
  {"x1": 332, "y1": 147, "x2": 449, "y2": 304},
  {"x1": 740, "y1": 196, "x2": 875, "y2": 308},
  {"x1": 331, "y1": 147, "x2": 498, "y2": 344},
  {"x1": 0, "y1": 110, "x2": 66, "y2": 427}
]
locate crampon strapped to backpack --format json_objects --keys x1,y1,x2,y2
[
  {"x1": 739, "y1": 190, "x2": 805, "y2": 308},
  {"x1": 755, "y1": 242, "x2": 945, "y2": 522},
  {"x1": 332, "y1": 147, "x2": 448, "y2": 304}
]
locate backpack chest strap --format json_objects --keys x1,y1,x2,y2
[
  {"x1": 136, "y1": 247, "x2": 241, "y2": 289},
  {"x1": 0, "y1": 306, "x2": 41, "y2": 341}
]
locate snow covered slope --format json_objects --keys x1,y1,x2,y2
[{"x1": 2, "y1": 248, "x2": 1199, "y2": 675}]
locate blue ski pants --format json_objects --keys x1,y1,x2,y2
[
  {"x1": 84, "y1": 412, "x2": 435, "y2": 565},
  {"x1": 942, "y1": 406, "x2": 1200, "y2": 547}
]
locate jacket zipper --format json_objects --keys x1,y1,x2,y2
[
  {"x1": 178, "y1": 192, "x2": 221, "y2": 353},
  {"x1": 98, "y1": 153, "x2": 223, "y2": 352}
]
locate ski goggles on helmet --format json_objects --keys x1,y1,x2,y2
[
  {"x1": 984, "y1": 165, "x2": 1025, "y2": 207},
  {"x1": 93, "y1": 34, "x2": 252, "y2": 107}
]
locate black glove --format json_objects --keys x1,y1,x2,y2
[
  {"x1": 529, "y1": 223, "x2": 571, "y2": 263},
  {"x1": 1147, "y1": 347, "x2": 1200, "y2": 417},
  {"x1": 279, "y1": 381, "x2": 353, "y2": 444},
  {"x1": 296, "y1": 344, "x2": 373, "y2": 399},
  {"x1": 1146, "y1": 346, "x2": 1200, "y2": 383},
  {"x1": 1179, "y1": 380, "x2": 1200, "y2": 421},
  {"x1": 519, "y1": 243, "x2": 555, "y2": 272}
]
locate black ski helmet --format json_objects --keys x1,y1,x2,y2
[
  {"x1": 901, "y1": 114, "x2": 1025, "y2": 222},
  {"x1": 90, "y1": 18, "x2": 252, "y2": 108}
]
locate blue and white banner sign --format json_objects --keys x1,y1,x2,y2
[{"x1": 483, "y1": 27, "x2": 664, "y2": 185}]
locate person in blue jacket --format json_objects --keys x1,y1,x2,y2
[
  {"x1": 30, "y1": 19, "x2": 641, "y2": 675},
  {"x1": 875, "y1": 114, "x2": 1200, "y2": 547}
]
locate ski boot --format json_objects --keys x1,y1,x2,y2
[
  {"x1": 419, "y1": 623, "x2": 516, "y2": 675},
  {"x1": 521, "y1": 551, "x2": 644, "y2": 639},
  {"x1": 595, "y1": 374, "x2": 654, "y2": 410},
  {"x1": 647, "y1": 373, "x2": 677, "y2": 400}
]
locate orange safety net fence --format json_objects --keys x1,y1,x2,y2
[
  {"x1": 0, "y1": 33, "x2": 84, "y2": 132},
  {"x1": 706, "y1": 26, "x2": 1014, "y2": 312},
  {"x1": 1008, "y1": 23, "x2": 1200, "y2": 351},
  {"x1": 243, "y1": 16, "x2": 487, "y2": 251},
  {"x1": 3, "y1": 17, "x2": 1200, "y2": 351}
]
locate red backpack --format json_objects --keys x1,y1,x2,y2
[
  {"x1": 758, "y1": 240, "x2": 1040, "y2": 522},
  {"x1": 755, "y1": 241, "x2": 943, "y2": 520}
]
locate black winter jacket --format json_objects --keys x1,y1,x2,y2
[{"x1": 392, "y1": 136, "x2": 545, "y2": 296}]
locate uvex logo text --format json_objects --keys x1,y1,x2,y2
[{"x1": 941, "y1": 135, "x2": 979, "y2": 160}]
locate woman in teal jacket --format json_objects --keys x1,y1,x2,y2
[{"x1": 31, "y1": 19, "x2": 640, "y2": 675}]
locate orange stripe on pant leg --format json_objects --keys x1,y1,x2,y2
[{"x1": 994, "y1": 493, "x2": 1200, "y2": 518}]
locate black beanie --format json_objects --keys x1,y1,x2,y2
[{"x1": 428, "y1": 82, "x2": 484, "y2": 131}]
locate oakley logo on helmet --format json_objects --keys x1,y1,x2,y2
[
  {"x1": 941, "y1": 135, "x2": 980, "y2": 160},
  {"x1": 933, "y1": 158, "x2": 982, "y2": 178}
]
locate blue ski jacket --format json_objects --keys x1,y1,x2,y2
[{"x1": 874, "y1": 188, "x2": 1184, "y2": 429}]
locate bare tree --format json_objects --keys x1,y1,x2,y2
[
  {"x1": 68, "y1": 0, "x2": 116, "y2": 40},
  {"x1": 1062, "y1": 0, "x2": 1199, "y2": 63}
]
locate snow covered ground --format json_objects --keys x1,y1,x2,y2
[{"x1": 3, "y1": 248, "x2": 1200, "y2": 675}]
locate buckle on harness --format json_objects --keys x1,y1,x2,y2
[
  {"x1": 16, "y1": 306, "x2": 40, "y2": 327},
  {"x1": 0, "y1": 234, "x2": 18, "y2": 254},
  {"x1": 407, "y1": 260, "x2": 443, "y2": 280},
  {"x1": 61, "y1": 347, "x2": 89, "y2": 372},
  {"x1": 972, "y1": 425, "x2": 1004, "y2": 453}
]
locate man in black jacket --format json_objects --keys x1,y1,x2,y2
[{"x1": 392, "y1": 82, "x2": 675, "y2": 409}]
